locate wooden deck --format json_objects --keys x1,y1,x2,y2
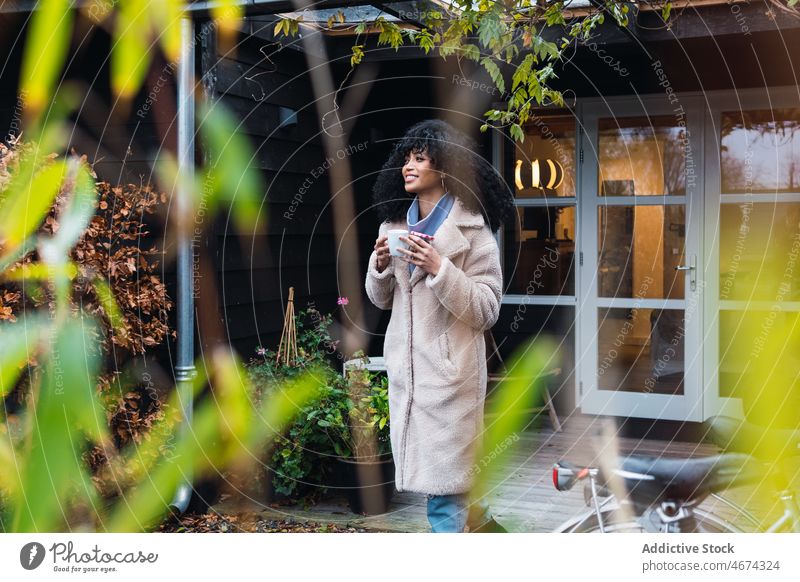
[{"x1": 212, "y1": 413, "x2": 796, "y2": 532}]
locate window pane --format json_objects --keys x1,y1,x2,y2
[
  {"x1": 721, "y1": 108, "x2": 800, "y2": 194},
  {"x1": 514, "y1": 114, "x2": 576, "y2": 198},
  {"x1": 598, "y1": 116, "x2": 689, "y2": 196},
  {"x1": 497, "y1": 305, "x2": 574, "y2": 346},
  {"x1": 598, "y1": 205, "x2": 686, "y2": 299},
  {"x1": 598, "y1": 308, "x2": 684, "y2": 395},
  {"x1": 495, "y1": 306, "x2": 576, "y2": 411},
  {"x1": 503, "y1": 205, "x2": 575, "y2": 295},
  {"x1": 719, "y1": 202, "x2": 800, "y2": 301}
]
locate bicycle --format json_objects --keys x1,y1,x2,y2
[{"x1": 551, "y1": 416, "x2": 800, "y2": 533}]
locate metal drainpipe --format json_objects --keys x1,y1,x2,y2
[{"x1": 169, "y1": 15, "x2": 196, "y2": 515}]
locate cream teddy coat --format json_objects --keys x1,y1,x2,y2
[{"x1": 364, "y1": 197, "x2": 503, "y2": 495}]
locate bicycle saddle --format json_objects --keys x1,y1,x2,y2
[
  {"x1": 704, "y1": 415, "x2": 800, "y2": 461},
  {"x1": 602, "y1": 453, "x2": 760, "y2": 505}
]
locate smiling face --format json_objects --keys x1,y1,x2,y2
[{"x1": 401, "y1": 148, "x2": 442, "y2": 195}]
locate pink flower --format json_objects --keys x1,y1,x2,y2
[
  {"x1": 337, "y1": 296, "x2": 349, "y2": 306},
  {"x1": 256, "y1": 346, "x2": 267, "y2": 356}
]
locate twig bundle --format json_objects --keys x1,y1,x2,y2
[{"x1": 276, "y1": 286, "x2": 298, "y2": 367}]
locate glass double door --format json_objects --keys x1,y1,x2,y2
[{"x1": 577, "y1": 98, "x2": 704, "y2": 421}]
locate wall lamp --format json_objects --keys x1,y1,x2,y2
[{"x1": 515, "y1": 159, "x2": 565, "y2": 190}]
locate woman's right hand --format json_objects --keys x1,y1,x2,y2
[{"x1": 374, "y1": 235, "x2": 391, "y2": 273}]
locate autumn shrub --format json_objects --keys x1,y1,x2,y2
[{"x1": 0, "y1": 140, "x2": 174, "y2": 476}]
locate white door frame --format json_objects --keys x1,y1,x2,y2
[
  {"x1": 702, "y1": 85, "x2": 800, "y2": 420},
  {"x1": 576, "y1": 94, "x2": 706, "y2": 421}
]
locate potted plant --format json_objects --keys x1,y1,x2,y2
[
  {"x1": 246, "y1": 307, "x2": 345, "y2": 502},
  {"x1": 246, "y1": 310, "x2": 395, "y2": 514}
]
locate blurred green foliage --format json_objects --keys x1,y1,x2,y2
[
  {"x1": 469, "y1": 338, "x2": 558, "y2": 510},
  {"x1": 0, "y1": 1, "x2": 311, "y2": 533}
]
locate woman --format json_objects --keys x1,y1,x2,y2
[{"x1": 364, "y1": 119, "x2": 514, "y2": 532}]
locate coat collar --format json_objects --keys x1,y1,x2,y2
[{"x1": 389, "y1": 196, "x2": 486, "y2": 288}]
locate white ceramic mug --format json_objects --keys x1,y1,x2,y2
[{"x1": 387, "y1": 229, "x2": 409, "y2": 257}]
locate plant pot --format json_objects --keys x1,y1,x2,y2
[{"x1": 332, "y1": 454, "x2": 396, "y2": 515}]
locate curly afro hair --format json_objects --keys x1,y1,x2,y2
[{"x1": 371, "y1": 119, "x2": 514, "y2": 233}]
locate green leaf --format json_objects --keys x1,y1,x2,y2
[
  {"x1": 477, "y1": 10, "x2": 503, "y2": 49},
  {"x1": 471, "y1": 338, "x2": 557, "y2": 500},
  {"x1": 112, "y1": 0, "x2": 152, "y2": 99},
  {"x1": 662, "y1": 2, "x2": 673, "y2": 22},
  {"x1": 512, "y1": 53, "x2": 534, "y2": 91},
  {"x1": 0, "y1": 316, "x2": 46, "y2": 399},
  {"x1": 196, "y1": 101, "x2": 263, "y2": 233},
  {"x1": 11, "y1": 318, "x2": 105, "y2": 532},
  {"x1": 510, "y1": 123, "x2": 525, "y2": 143},
  {"x1": 351, "y1": 44, "x2": 365, "y2": 66},
  {"x1": 92, "y1": 277, "x2": 128, "y2": 338},
  {"x1": 3, "y1": 261, "x2": 77, "y2": 283},
  {"x1": 19, "y1": 0, "x2": 74, "y2": 119},
  {"x1": 418, "y1": 30, "x2": 435, "y2": 54},
  {"x1": 151, "y1": 0, "x2": 185, "y2": 63},
  {"x1": 374, "y1": 19, "x2": 403, "y2": 50},
  {"x1": 504, "y1": 43, "x2": 519, "y2": 63},
  {"x1": 0, "y1": 159, "x2": 68, "y2": 251},
  {"x1": 290, "y1": 18, "x2": 302, "y2": 36},
  {"x1": 509, "y1": 87, "x2": 527, "y2": 110},
  {"x1": 462, "y1": 43, "x2": 481, "y2": 62},
  {"x1": 49, "y1": 158, "x2": 96, "y2": 255},
  {"x1": 481, "y1": 57, "x2": 505, "y2": 95},
  {"x1": 545, "y1": 3, "x2": 568, "y2": 26},
  {"x1": 275, "y1": 17, "x2": 300, "y2": 38},
  {"x1": 213, "y1": 349, "x2": 257, "y2": 450},
  {"x1": 211, "y1": 0, "x2": 243, "y2": 43},
  {"x1": 53, "y1": 318, "x2": 106, "y2": 440},
  {"x1": 533, "y1": 36, "x2": 560, "y2": 61}
]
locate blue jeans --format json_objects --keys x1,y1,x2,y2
[{"x1": 426, "y1": 493, "x2": 493, "y2": 533}]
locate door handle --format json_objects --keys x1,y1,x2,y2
[{"x1": 674, "y1": 255, "x2": 697, "y2": 291}]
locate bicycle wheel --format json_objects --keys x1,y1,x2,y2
[
  {"x1": 556, "y1": 509, "x2": 646, "y2": 533},
  {"x1": 558, "y1": 508, "x2": 743, "y2": 533},
  {"x1": 634, "y1": 507, "x2": 744, "y2": 532},
  {"x1": 690, "y1": 508, "x2": 746, "y2": 533}
]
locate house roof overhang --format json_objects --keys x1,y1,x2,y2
[
  {"x1": 3, "y1": 1, "x2": 798, "y2": 44},
  {"x1": 3, "y1": 1, "x2": 798, "y2": 66},
  {"x1": 0, "y1": 0, "x2": 370, "y2": 15}
]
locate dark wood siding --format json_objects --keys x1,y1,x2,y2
[{"x1": 206, "y1": 28, "x2": 343, "y2": 356}]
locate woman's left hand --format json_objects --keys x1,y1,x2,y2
[{"x1": 398, "y1": 234, "x2": 441, "y2": 276}]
